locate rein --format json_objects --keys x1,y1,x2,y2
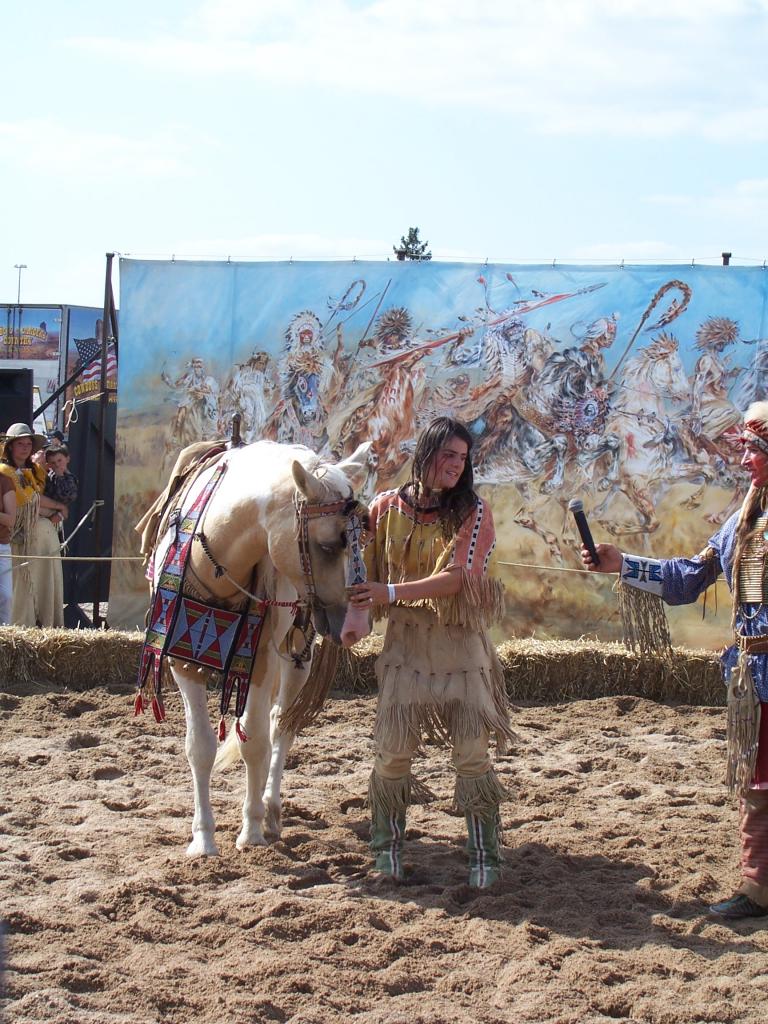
[{"x1": 195, "y1": 492, "x2": 369, "y2": 615}]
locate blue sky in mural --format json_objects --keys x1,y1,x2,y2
[
  {"x1": 119, "y1": 258, "x2": 768, "y2": 402},
  {"x1": 3, "y1": 1, "x2": 768, "y2": 307}
]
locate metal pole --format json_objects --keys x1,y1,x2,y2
[
  {"x1": 91, "y1": 252, "x2": 114, "y2": 627},
  {"x1": 13, "y1": 263, "x2": 26, "y2": 304}
]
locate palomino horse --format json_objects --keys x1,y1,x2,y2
[{"x1": 142, "y1": 439, "x2": 371, "y2": 856}]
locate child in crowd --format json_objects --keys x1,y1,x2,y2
[{"x1": 44, "y1": 445, "x2": 78, "y2": 528}]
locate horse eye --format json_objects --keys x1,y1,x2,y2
[{"x1": 318, "y1": 542, "x2": 338, "y2": 555}]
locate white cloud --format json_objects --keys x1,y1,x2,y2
[
  {"x1": 64, "y1": 0, "x2": 768, "y2": 140},
  {"x1": 136, "y1": 231, "x2": 394, "y2": 260},
  {"x1": 645, "y1": 178, "x2": 768, "y2": 229},
  {"x1": 568, "y1": 240, "x2": 690, "y2": 261},
  {"x1": 0, "y1": 120, "x2": 195, "y2": 180}
]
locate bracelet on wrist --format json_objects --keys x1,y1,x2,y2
[{"x1": 387, "y1": 583, "x2": 396, "y2": 604}]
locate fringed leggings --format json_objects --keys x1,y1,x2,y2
[
  {"x1": 374, "y1": 729, "x2": 492, "y2": 781},
  {"x1": 371, "y1": 728, "x2": 509, "y2": 818}
]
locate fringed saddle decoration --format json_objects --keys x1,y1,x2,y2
[{"x1": 135, "y1": 460, "x2": 270, "y2": 739}]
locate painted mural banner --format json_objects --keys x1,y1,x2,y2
[{"x1": 111, "y1": 258, "x2": 768, "y2": 646}]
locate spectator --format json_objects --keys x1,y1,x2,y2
[
  {"x1": 0, "y1": 423, "x2": 68, "y2": 626},
  {"x1": 44, "y1": 445, "x2": 78, "y2": 525},
  {"x1": 0, "y1": 469, "x2": 16, "y2": 624}
]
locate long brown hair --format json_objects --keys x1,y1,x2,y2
[{"x1": 406, "y1": 417, "x2": 478, "y2": 538}]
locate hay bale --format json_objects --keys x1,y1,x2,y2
[
  {"x1": 0, "y1": 625, "x2": 142, "y2": 691},
  {"x1": 0, "y1": 626, "x2": 725, "y2": 705},
  {"x1": 335, "y1": 634, "x2": 383, "y2": 693},
  {"x1": 496, "y1": 638, "x2": 724, "y2": 705}
]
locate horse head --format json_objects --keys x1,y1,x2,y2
[{"x1": 289, "y1": 442, "x2": 372, "y2": 646}]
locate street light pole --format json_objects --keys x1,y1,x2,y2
[{"x1": 13, "y1": 263, "x2": 27, "y2": 304}]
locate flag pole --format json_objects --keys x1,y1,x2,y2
[{"x1": 91, "y1": 252, "x2": 115, "y2": 628}]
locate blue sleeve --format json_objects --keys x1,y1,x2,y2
[
  {"x1": 660, "y1": 516, "x2": 732, "y2": 606},
  {"x1": 661, "y1": 554, "x2": 722, "y2": 606}
]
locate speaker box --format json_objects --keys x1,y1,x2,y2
[
  {"x1": 0, "y1": 368, "x2": 33, "y2": 429},
  {"x1": 62, "y1": 401, "x2": 117, "y2": 628}
]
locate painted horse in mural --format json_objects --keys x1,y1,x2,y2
[
  {"x1": 592, "y1": 334, "x2": 713, "y2": 536},
  {"x1": 138, "y1": 439, "x2": 371, "y2": 856},
  {"x1": 265, "y1": 353, "x2": 330, "y2": 451}
]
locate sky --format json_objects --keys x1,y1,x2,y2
[{"x1": 3, "y1": 0, "x2": 768, "y2": 309}]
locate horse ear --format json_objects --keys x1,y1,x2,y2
[
  {"x1": 337, "y1": 441, "x2": 373, "y2": 491},
  {"x1": 292, "y1": 460, "x2": 326, "y2": 502}
]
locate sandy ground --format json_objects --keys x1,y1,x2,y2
[{"x1": 2, "y1": 682, "x2": 767, "y2": 1024}]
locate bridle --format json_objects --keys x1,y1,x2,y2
[
  {"x1": 194, "y1": 489, "x2": 369, "y2": 640},
  {"x1": 294, "y1": 494, "x2": 369, "y2": 610}
]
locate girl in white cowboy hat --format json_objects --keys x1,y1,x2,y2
[{"x1": 0, "y1": 423, "x2": 69, "y2": 626}]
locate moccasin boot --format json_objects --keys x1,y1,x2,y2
[
  {"x1": 708, "y1": 893, "x2": 768, "y2": 919},
  {"x1": 370, "y1": 807, "x2": 406, "y2": 881},
  {"x1": 466, "y1": 810, "x2": 502, "y2": 888}
]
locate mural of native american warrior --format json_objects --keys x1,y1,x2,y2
[
  {"x1": 328, "y1": 308, "x2": 433, "y2": 483},
  {"x1": 160, "y1": 356, "x2": 220, "y2": 469},
  {"x1": 266, "y1": 310, "x2": 334, "y2": 449},
  {"x1": 685, "y1": 316, "x2": 746, "y2": 524},
  {"x1": 217, "y1": 350, "x2": 276, "y2": 443},
  {"x1": 593, "y1": 331, "x2": 712, "y2": 536}
]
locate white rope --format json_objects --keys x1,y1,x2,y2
[
  {"x1": 497, "y1": 560, "x2": 616, "y2": 575},
  {"x1": 59, "y1": 500, "x2": 104, "y2": 550},
  {"x1": 6, "y1": 553, "x2": 143, "y2": 561}
]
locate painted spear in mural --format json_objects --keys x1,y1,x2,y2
[
  {"x1": 608, "y1": 280, "x2": 693, "y2": 383},
  {"x1": 366, "y1": 281, "x2": 608, "y2": 370},
  {"x1": 322, "y1": 279, "x2": 367, "y2": 332}
]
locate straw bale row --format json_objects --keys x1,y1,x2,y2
[{"x1": 0, "y1": 625, "x2": 725, "y2": 705}]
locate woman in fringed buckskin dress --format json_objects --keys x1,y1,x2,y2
[
  {"x1": 0, "y1": 423, "x2": 68, "y2": 626},
  {"x1": 350, "y1": 417, "x2": 514, "y2": 887},
  {"x1": 583, "y1": 400, "x2": 768, "y2": 920}
]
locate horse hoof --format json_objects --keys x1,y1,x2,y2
[
  {"x1": 236, "y1": 828, "x2": 267, "y2": 850},
  {"x1": 186, "y1": 835, "x2": 219, "y2": 858},
  {"x1": 264, "y1": 804, "x2": 282, "y2": 841}
]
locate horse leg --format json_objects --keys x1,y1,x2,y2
[
  {"x1": 263, "y1": 654, "x2": 310, "y2": 841},
  {"x1": 235, "y1": 634, "x2": 288, "y2": 850},
  {"x1": 539, "y1": 436, "x2": 568, "y2": 494},
  {"x1": 174, "y1": 666, "x2": 219, "y2": 857},
  {"x1": 600, "y1": 478, "x2": 660, "y2": 536}
]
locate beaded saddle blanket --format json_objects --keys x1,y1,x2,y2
[{"x1": 136, "y1": 460, "x2": 266, "y2": 737}]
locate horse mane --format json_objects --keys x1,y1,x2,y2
[{"x1": 300, "y1": 452, "x2": 354, "y2": 502}]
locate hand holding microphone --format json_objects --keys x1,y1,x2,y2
[
  {"x1": 568, "y1": 498, "x2": 600, "y2": 566},
  {"x1": 569, "y1": 499, "x2": 623, "y2": 573}
]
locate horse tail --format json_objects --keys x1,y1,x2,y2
[{"x1": 213, "y1": 727, "x2": 241, "y2": 772}]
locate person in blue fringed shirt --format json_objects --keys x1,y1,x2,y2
[{"x1": 582, "y1": 400, "x2": 768, "y2": 921}]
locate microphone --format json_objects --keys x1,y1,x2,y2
[{"x1": 568, "y1": 498, "x2": 600, "y2": 567}]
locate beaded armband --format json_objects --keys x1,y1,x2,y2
[{"x1": 620, "y1": 554, "x2": 663, "y2": 596}]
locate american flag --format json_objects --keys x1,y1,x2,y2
[{"x1": 74, "y1": 336, "x2": 117, "y2": 387}]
